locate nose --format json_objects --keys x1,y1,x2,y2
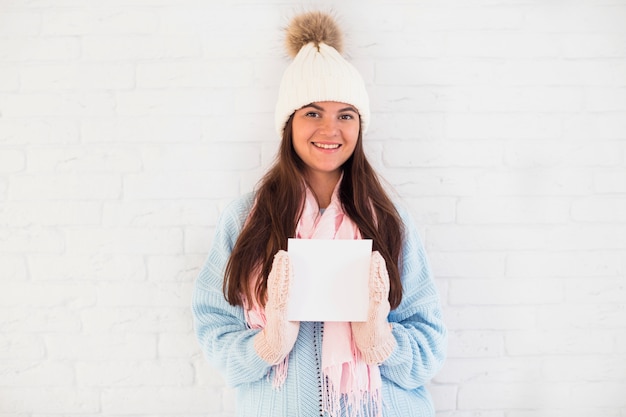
[{"x1": 319, "y1": 117, "x2": 339, "y2": 137}]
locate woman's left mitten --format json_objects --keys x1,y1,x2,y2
[{"x1": 351, "y1": 251, "x2": 396, "y2": 365}]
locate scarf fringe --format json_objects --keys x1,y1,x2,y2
[
  {"x1": 271, "y1": 356, "x2": 289, "y2": 389},
  {"x1": 323, "y1": 337, "x2": 382, "y2": 417},
  {"x1": 322, "y1": 371, "x2": 382, "y2": 417}
]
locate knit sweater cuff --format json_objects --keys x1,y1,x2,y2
[
  {"x1": 360, "y1": 334, "x2": 397, "y2": 365},
  {"x1": 253, "y1": 330, "x2": 287, "y2": 365}
]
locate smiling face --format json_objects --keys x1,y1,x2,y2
[{"x1": 291, "y1": 101, "x2": 360, "y2": 186}]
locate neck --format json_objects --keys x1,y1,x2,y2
[{"x1": 306, "y1": 171, "x2": 341, "y2": 209}]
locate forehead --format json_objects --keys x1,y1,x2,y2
[{"x1": 298, "y1": 101, "x2": 358, "y2": 112}]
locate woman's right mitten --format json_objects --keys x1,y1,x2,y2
[{"x1": 253, "y1": 250, "x2": 300, "y2": 365}]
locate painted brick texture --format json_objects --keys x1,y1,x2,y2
[{"x1": 1, "y1": 1, "x2": 625, "y2": 416}]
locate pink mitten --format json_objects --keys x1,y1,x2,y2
[
  {"x1": 351, "y1": 251, "x2": 397, "y2": 365},
  {"x1": 253, "y1": 250, "x2": 300, "y2": 365}
]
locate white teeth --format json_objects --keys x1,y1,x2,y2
[{"x1": 313, "y1": 142, "x2": 340, "y2": 149}]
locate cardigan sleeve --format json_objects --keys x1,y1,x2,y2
[
  {"x1": 191, "y1": 194, "x2": 272, "y2": 387},
  {"x1": 380, "y1": 205, "x2": 448, "y2": 389}
]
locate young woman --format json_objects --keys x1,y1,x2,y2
[{"x1": 192, "y1": 11, "x2": 447, "y2": 417}]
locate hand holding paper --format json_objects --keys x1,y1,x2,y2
[
  {"x1": 253, "y1": 250, "x2": 300, "y2": 365},
  {"x1": 351, "y1": 251, "x2": 397, "y2": 365}
]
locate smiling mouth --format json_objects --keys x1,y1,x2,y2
[{"x1": 312, "y1": 142, "x2": 341, "y2": 150}]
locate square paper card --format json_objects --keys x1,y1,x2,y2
[{"x1": 286, "y1": 238, "x2": 372, "y2": 322}]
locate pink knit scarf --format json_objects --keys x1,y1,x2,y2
[{"x1": 245, "y1": 180, "x2": 383, "y2": 417}]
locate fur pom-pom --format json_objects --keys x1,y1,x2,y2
[{"x1": 285, "y1": 11, "x2": 343, "y2": 58}]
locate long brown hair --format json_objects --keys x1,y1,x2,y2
[{"x1": 224, "y1": 115, "x2": 405, "y2": 310}]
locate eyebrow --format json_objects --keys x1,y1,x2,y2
[{"x1": 302, "y1": 103, "x2": 358, "y2": 113}]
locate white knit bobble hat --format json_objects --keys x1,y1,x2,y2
[{"x1": 274, "y1": 12, "x2": 370, "y2": 137}]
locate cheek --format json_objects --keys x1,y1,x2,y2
[
  {"x1": 348, "y1": 126, "x2": 360, "y2": 145},
  {"x1": 291, "y1": 132, "x2": 308, "y2": 158}
]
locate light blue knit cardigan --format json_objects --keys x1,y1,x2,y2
[{"x1": 192, "y1": 193, "x2": 447, "y2": 417}]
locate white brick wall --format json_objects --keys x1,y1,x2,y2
[{"x1": 1, "y1": 1, "x2": 625, "y2": 416}]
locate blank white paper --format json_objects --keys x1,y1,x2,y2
[{"x1": 286, "y1": 238, "x2": 372, "y2": 322}]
